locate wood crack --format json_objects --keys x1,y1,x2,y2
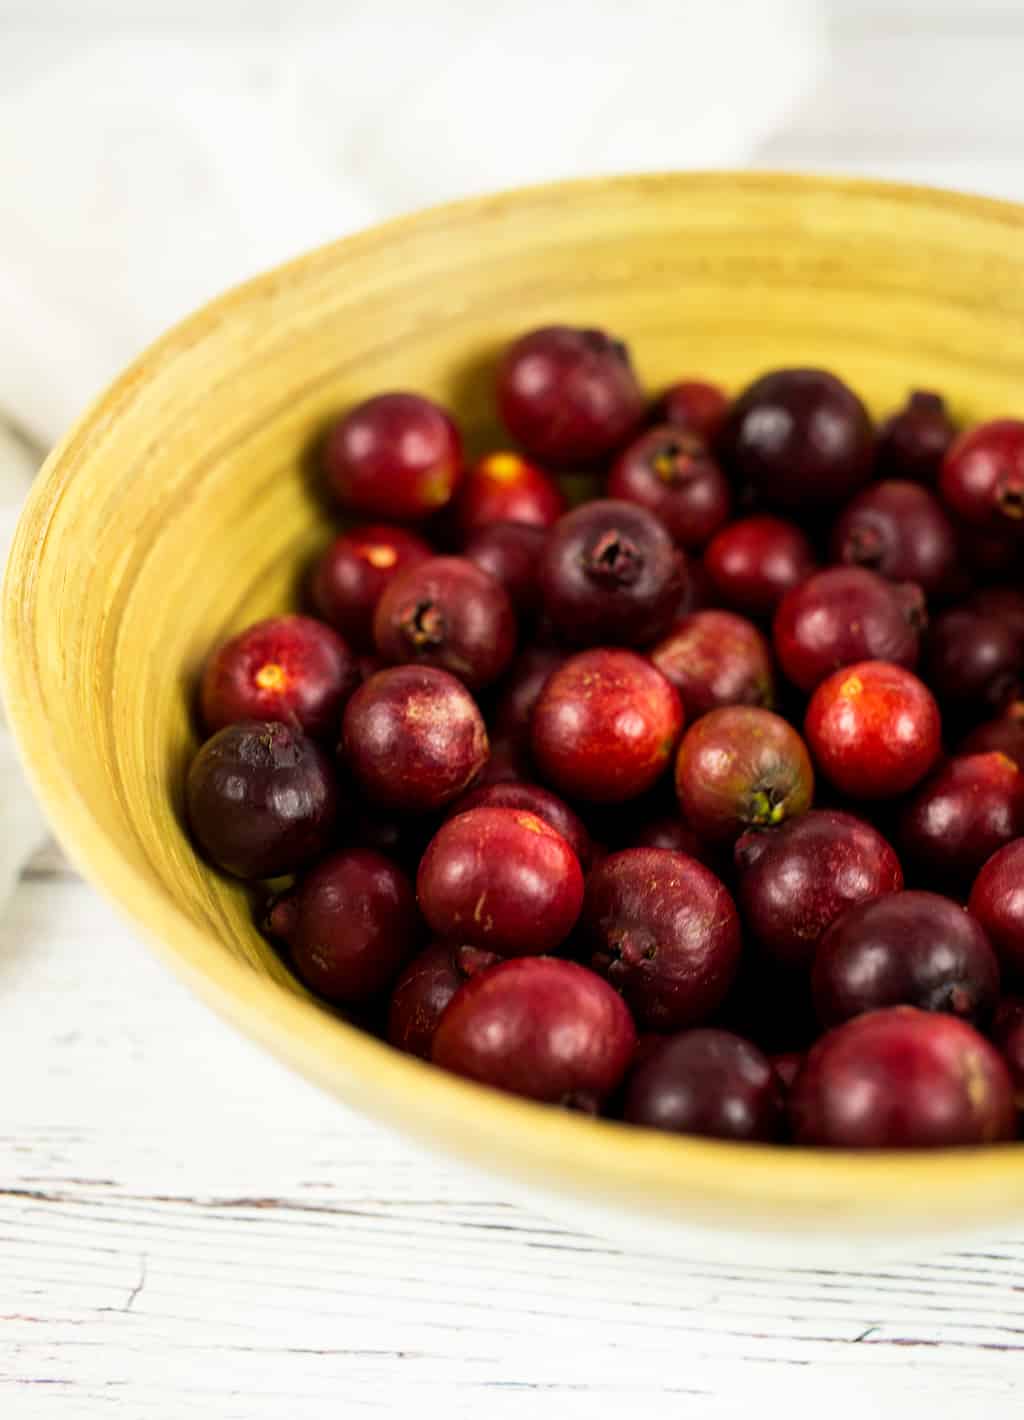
[{"x1": 124, "y1": 1255, "x2": 147, "y2": 1313}]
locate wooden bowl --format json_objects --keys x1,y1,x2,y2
[{"x1": 6, "y1": 173, "x2": 1024, "y2": 1259}]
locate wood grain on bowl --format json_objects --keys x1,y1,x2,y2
[{"x1": 5, "y1": 173, "x2": 1024, "y2": 1252}]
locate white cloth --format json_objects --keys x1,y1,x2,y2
[{"x1": 0, "y1": 3, "x2": 824, "y2": 894}]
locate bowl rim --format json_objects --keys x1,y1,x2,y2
[{"x1": 6, "y1": 169, "x2": 1024, "y2": 1237}]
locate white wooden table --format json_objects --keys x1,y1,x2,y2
[
  {"x1": 5, "y1": 4, "x2": 1024, "y2": 1414},
  {"x1": 4, "y1": 866, "x2": 1024, "y2": 1418}
]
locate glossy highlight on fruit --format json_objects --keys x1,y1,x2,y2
[
  {"x1": 539, "y1": 500, "x2": 685, "y2": 647},
  {"x1": 432, "y1": 956, "x2": 636, "y2": 1109},
  {"x1": 805, "y1": 661, "x2": 941, "y2": 799},
  {"x1": 940, "y1": 418, "x2": 1024, "y2": 533},
  {"x1": 532, "y1": 649, "x2": 683, "y2": 804},
  {"x1": 455, "y1": 450, "x2": 565, "y2": 534},
  {"x1": 374, "y1": 555, "x2": 516, "y2": 690},
  {"x1": 721, "y1": 367, "x2": 874, "y2": 508},
  {"x1": 773, "y1": 567, "x2": 925, "y2": 694},
  {"x1": 624, "y1": 1029, "x2": 781, "y2": 1141},
  {"x1": 584, "y1": 847, "x2": 742, "y2": 1030},
  {"x1": 417, "y1": 806, "x2": 584, "y2": 956},
  {"x1": 704, "y1": 514, "x2": 816, "y2": 619},
  {"x1": 608, "y1": 424, "x2": 731, "y2": 548},
  {"x1": 900, "y1": 752, "x2": 1024, "y2": 890},
  {"x1": 341, "y1": 665, "x2": 487, "y2": 813},
  {"x1": 812, "y1": 891, "x2": 999, "y2": 1027},
  {"x1": 675, "y1": 706, "x2": 813, "y2": 844},
  {"x1": 734, "y1": 808, "x2": 903, "y2": 970},
  {"x1": 187, "y1": 720, "x2": 339, "y2": 879},
  {"x1": 269, "y1": 848, "x2": 420, "y2": 1004},
  {"x1": 447, "y1": 781, "x2": 592, "y2": 868},
  {"x1": 497, "y1": 325, "x2": 645, "y2": 467},
  {"x1": 651, "y1": 610, "x2": 774, "y2": 719},
  {"x1": 310, "y1": 525, "x2": 433, "y2": 651},
  {"x1": 789, "y1": 1007, "x2": 1016, "y2": 1148},
  {"x1": 968, "y1": 838, "x2": 1024, "y2": 981},
  {"x1": 830, "y1": 480, "x2": 958, "y2": 599},
  {"x1": 324, "y1": 391, "x2": 463, "y2": 520},
  {"x1": 200, "y1": 613, "x2": 358, "y2": 739}
]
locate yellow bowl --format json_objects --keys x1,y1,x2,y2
[{"x1": 6, "y1": 172, "x2": 1024, "y2": 1259}]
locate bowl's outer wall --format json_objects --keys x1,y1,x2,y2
[{"x1": 6, "y1": 173, "x2": 1024, "y2": 1249}]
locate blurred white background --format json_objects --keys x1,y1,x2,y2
[{"x1": 2, "y1": 0, "x2": 1023, "y2": 447}]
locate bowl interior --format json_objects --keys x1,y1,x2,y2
[{"x1": 7, "y1": 173, "x2": 1024, "y2": 1244}]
